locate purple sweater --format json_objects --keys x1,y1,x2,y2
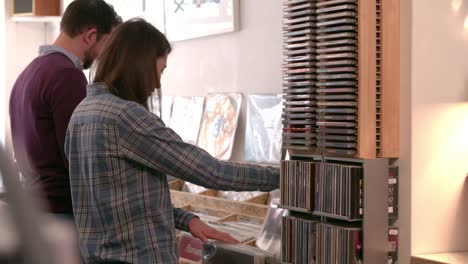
[{"x1": 9, "y1": 52, "x2": 87, "y2": 214}]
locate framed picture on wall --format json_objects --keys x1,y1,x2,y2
[{"x1": 164, "y1": 0, "x2": 239, "y2": 42}]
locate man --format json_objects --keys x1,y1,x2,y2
[{"x1": 9, "y1": 0, "x2": 122, "y2": 217}]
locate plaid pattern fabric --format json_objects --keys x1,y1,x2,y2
[{"x1": 65, "y1": 83, "x2": 280, "y2": 263}]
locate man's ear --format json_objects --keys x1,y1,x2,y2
[{"x1": 82, "y1": 28, "x2": 98, "y2": 47}]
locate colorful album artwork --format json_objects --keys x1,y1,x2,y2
[{"x1": 197, "y1": 93, "x2": 242, "y2": 160}]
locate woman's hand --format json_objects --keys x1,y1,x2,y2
[{"x1": 188, "y1": 218, "x2": 239, "y2": 244}]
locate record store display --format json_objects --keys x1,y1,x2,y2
[
  {"x1": 280, "y1": 159, "x2": 363, "y2": 220},
  {"x1": 280, "y1": 160, "x2": 315, "y2": 211},
  {"x1": 315, "y1": 0, "x2": 358, "y2": 156},
  {"x1": 198, "y1": 93, "x2": 242, "y2": 160},
  {"x1": 281, "y1": 216, "x2": 318, "y2": 264},
  {"x1": 282, "y1": 0, "x2": 360, "y2": 156},
  {"x1": 314, "y1": 162, "x2": 363, "y2": 220},
  {"x1": 316, "y1": 222, "x2": 363, "y2": 264},
  {"x1": 282, "y1": 0, "x2": 399, "y2": 159},
  {"x1": 282, "y1": 0, "x2": 317, "y2": 152},
  {"x1": 280, "y1": 0, "x2": 397, "y2": 262}
]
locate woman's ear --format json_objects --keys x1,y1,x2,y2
[{"x1": 82, "y1": 28, "x2": 98, "y2": 47}]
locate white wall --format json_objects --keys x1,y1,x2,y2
[
  {"x1": 4, "y1": 0, "x2": 49, "y2": 155},
  {"x1": 412, "y1": 0, "x2": 468, "y2": 255},
  {"x1": 0, "y1": 0, "x2": 6, "y2": 148},
  {"x1": 3, "y1": 0, "x2": 282, "y2": 162},
  {"x1": 161, "y1": 0, "x2": 282, "y2": 161},
  {"x1": 399, "y1": 0, "x2": 412, "y2": 262}
]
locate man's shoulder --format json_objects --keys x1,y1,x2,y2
[{"x1": 33, "y1": 53, "x2": 81, "y2": 72}]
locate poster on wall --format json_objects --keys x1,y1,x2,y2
[
  {"x1": 198, "y1": 93, "x2": 242, "y2": 160},
  {"x1": 164, "y1": 0, "x2": 239, "y2": 41}
]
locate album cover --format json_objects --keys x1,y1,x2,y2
[
  {"x1": 168, "y1": 96, "x2": 205, "y2": 145},
  {"x1": 244, "y1": 94, "x2": 282, "y2": 164},
  {"x1": 198, "y1": 93, "x2": 242, "y2": 160}
]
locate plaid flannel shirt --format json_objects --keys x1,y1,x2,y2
[{"x1": 65, "y1": 83, "x2": 280, "y2": 263}]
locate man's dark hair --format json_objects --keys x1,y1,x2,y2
[{"x1": 60, "y1": 0, "x2": 122, "y2": 38}]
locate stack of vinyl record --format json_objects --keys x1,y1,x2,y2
[
  {"x1": 315, "y1": 162, "x2": 363, "y2": 220},
  {"x1": 281, "y1": 216, "x2": 318, "y2": 264},
  {"x1": 315, "y1": 0, "x2": 359, "y2": 156},
  {"x1": 282, "y1": 0, "x2": 318, "y2": 151},
  {"x1": 316, "y1": 222, "x2": 362, "y2": 263},
  {"x1": 376, "y1": 0, "x2": 382, "y2": 155},
  {"x1": 280, "y1": 160, "x2": 316, "y2": 211},
  {"x1": 206, "y1": 220, "x2": 262, "y2": 243}
]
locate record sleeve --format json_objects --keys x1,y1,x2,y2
[
  {"x1": 168, "y1": 96, "x2": 205, "y2": 145},
  {"x1": 244, "y1": 94, "x2": 283, "y2": 164},
  {"x1": 179, "y1": 232, "x2": 203, "y2": 262},
  {"x1": 198, "y1": 93, "x2": 242, "y2": 160}
]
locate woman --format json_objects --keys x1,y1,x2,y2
[{"x1": 65, "y1": 19, "x2": 279, "y2": 263}]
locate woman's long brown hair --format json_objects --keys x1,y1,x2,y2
[{"x1": 93, "y1": 18, "x2": 171, "y2": 108}]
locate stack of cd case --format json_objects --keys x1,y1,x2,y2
[
  {"x1": 316, "y1": 222, "x2": 363, "y2": 263},
  {"x1": 280, "y1": 160, "x2": 316, "y2": 211},
  {"x1": 281, "y1": 215, "x2": 318, "y2": 264},
  {"x1": 282, "y1": 0, "x2": 318, "y2": 151},
  {"x1": 315, "y1": 0, "x2": 359, "y2": 156},
  {"x1": 315, "y1": 162, "x2": 363, "y2": 220}
]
